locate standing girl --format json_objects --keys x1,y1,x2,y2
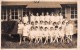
[{"x1": 18, "y1": 21, "x2": 24, "y2": 45}]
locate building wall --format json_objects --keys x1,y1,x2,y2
[
  {"x1": 1, "y1": 4, "x2": 77, "y2": 34},
  {"x1": 1, "y1": 4, "x2": 77, "y2": 21}
]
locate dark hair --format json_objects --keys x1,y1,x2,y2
[
  {"x1": 55, "y1": 26, "x2": 58, "y2": 28},
  {"x1": 35, "y1": 21, "x2": 38, "y2": 23},
  {"x1": 62, "y1": 21, "x2": 65, "y2": 24},
  {"x1": 45, "y1": 27, "x2": 48, "y2": 29},
  {"x1": 50, "y1": 27, "x2": 53, "y2": 29},
  {"x1": 40, "y1": 26, "x2": 43, "y2": 29},
  {"x1": 35, "y1": 26, "x2": 38, "y2": 28},
  {"x1": 53, "y1": 22, "x2": 56, "y2": 24},
  {"x1": 59, "y1": 27, "x2": 62, "y2": 29}
]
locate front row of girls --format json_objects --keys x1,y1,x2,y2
[{"x1": 18, "y1": 19, "x2": 74, "y2": 45}]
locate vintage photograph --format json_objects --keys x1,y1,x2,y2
[{"x1": 1, "y1": 0, "x2": 77, "y2": 48}]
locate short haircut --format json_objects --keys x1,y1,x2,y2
[
  {"x1": 45, "y1": 27, "x2": 48, "y2": 29},
  {"x1": 59, "y1": 27, "x2": 62, "y2": 29},
  {"x1": 35, "y1": 21, "x2": 38, "y2": 23},
  {"x1": 55, "y1": 26, "x2": 58, "y2": 28},
  {"x1": 35, "y1": 26, "x2": 38, "y2": 28}
]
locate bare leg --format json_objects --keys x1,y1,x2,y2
[
  {"x1": 35, "y1": 38, "x2": 37, "y2": 43},
  {"x1": 23, "y1": 37, "x2": 26, "y2": 42},
  {"x1": 62, "y1": 37, "x2": 64, "y2": 43},
  {"x1": 53, "y1": 37, "x2": 56, "y2": 43},
  {"x1": 38, "y1": 38, "x2": 40, "y2": 44},
  {"x1": 67, "y1": 35, "x2": 70, "y2": 43},
  {"x1": 70, "y1": 35, "x2": 72, "y2": 42},
  {"x1": 29, "y1": 38, "x2": 33, "y2": 44},
  {"x1": 61, "y1": 37, "x2": 64, "y2": 43},
  {"x1": 56, "y1": 38, "x2": 58, "y2": 43},
  {"x1": 19, "y1": 34, "x2": 22, "y2": 45},
  {"x1": 44, "y1": 37, "x2": 47, "y2": 44},
  {"x1": 50, "y1": 37, "x2": 53, "y2": 43}
]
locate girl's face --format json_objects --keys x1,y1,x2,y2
[
  {"x1": 40, "y1": 28, "x2": 43, "y2": 30},
  {"x1": 42, "y1": 12, "x2": 44, "y2": 16},
  {"x1": 19, "y1": 22, "x2": 21, "y2": 24},
  {"x1": 53, "y1": 22, "x2": 56, "y2": 26},
  {"x1": 40, "y1": 21, "x2": 42, "y2": 24},
  {"x1": 69, "y1": 20, "x2": 72, "y2": 24},
  {"x1": 36, "y1": 13, "x2": 39, "y2": 16},
  {"x1": 62, "y1": 21, "x2": 65, "y2": 24},
  {"x1": 56, "y1": 22, "x2": 59, "y2": 25},
  {"x1": 35, "y1": 27, "x2": 38, "y2": 30},
  {"x1": 59, "y1": 27, "x2": 62, "y2": 30},
  {"x1": 50, "y1": 28, "x2": 53, "y2": 31},
  {"x1": 55, "y1": 28, "x2": 57, "y2": 30},
  {"x1": 58, "y1": 21, "x2": 61, "y2": 24},
  {"x1": 51, "y1": 12, "x2": 54, "y2": 16},
  {"x1": 45, "y1": 28, "x2": 47, "y2": 31},
  {"x1": 35, "y1": 21, "x2": 38, "y2": 25},
  {"x1": 20, "y1": 22, "x2": 23, "y2": 24},
  {"x1": 60, "y1": 13, "x2": 62, "y2": 16},
  {"x1": 32, "y1": 28, "x2": 34, "y2": 30},
  {"x1": 31, "y1": 22, "x2": 34, "y2": 25},
  {"x1": 66, "y1": 22, "x2": 69, "y2": 25},
  {"x1": 46, "y1": 12, "x2": 49, "y2": 15},
  {"x1": 24, "y1": 23, "x2": 26, "y2": 26},
  {"x1": 51, "y1": 14, "x2": 53, "y2": 16}
]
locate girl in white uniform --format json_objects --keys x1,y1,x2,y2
[
  {"x1": 65, "y1": 22, "x2": 71, "y2": 43},
  {"x1": 53, "y1": 22, "x2": 57, "y2": 28},
  {"x1": 54, "y1": 26, "x2": 59, "y2": 43},
  {"x1": 49, "y1": 27, "x2": 54, "y2": 43},
  {"x1": 58, "y1": 27, "x2": 64, "y2": 43},
  {"x1": 39, "y1": 26, "x2": 44, "y2": 43},
  {"x1": 57, "y1": 21, "x2": 62, "y2": 29},
  {"x1": 30, "y1": 13, "x2": 35, "y2": 25},
  {"x1": 23, "y1": 23, "x2": 29, "y2": 42},
  {"x1": 62, "y1": 21, "x2": 66, "y2": 35},
  {"x1": 35, "y1": 13, "x2": 39, "y2": 27},
  {"x1": 18, "y1": 21, "x2": 24, "y2": 44},
  {"x1": 64, "y1": 17, "x2": 69, "y2": 26},
  {"x1": 35, "y1": 13, "x2": 40, "y2": 25},
  {"x1": 29, "y1": 26, "x2": 36, "y2": 44},
  {"x1": 44, "y1": 27, "x2": 49, "y2": 44},
  {"x1": 22, "y1": 14, "x2": 28, "y2": 24},
  {"x1": 40, "y1": 12, "x2": 45, "y2": 25},
  {"x1": 50, "y1": 12, "x2": 55, "y2": 25},
  {"x1": 45, "y1": 12, "x2": 50, "y2": 25},
  {"x1": 68, "y1": 20, "x2": 74, "y2": 42},
  {"x1": 34, "y1": 26, "x2": 40, "y2": 43},
  {"x1": 54, "y1": 13, "x2": 59, "y2": 23},
  {"x1": 59, "y1": 13, "x2": 63, "y2": 23}
]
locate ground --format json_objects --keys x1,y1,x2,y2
[{"x1": 1, "y1": 34, "x2": 77, "y2": 49}]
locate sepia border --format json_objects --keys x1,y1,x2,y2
[{"x1": 0, "y1": 0, "x2": 80, "y2": 50}]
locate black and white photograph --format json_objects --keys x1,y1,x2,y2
[{"x1": 1, "y1": 0, "x2": 77, "y2": 49}]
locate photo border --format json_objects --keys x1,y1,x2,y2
[{"x1": 0, "y1": 0, "x2": 79, "y2": 50}]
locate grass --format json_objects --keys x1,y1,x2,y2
[{"x1": 1, "y1": 34, "x2": 77, "y2": 49}]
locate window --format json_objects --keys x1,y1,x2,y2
[
  {"x1": 10, "y1": 8, "x2": 18, "y2": 20},
  {"x1": 71, "y1": 15, "x2": 74, "y2": 19},
  {"x1": 1, "y1": 9, "x2": 7, "y2": 21},
  {"x1": 61, "y1": 7, "x2": 65, "y2": 19},
  {"x1": 1, "y1": 7, "x2": 19, "y2": 21},
  {"x1": 71, "y1": 6, "x2": 77, "y2": 19}
]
